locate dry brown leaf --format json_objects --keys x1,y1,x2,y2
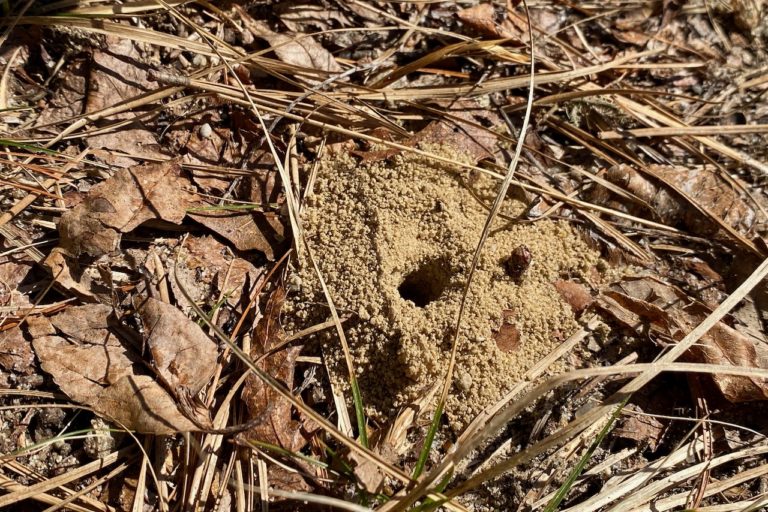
[
  {"x1": 188, "y1": 209, "x2": 285, "y2": 260},
  {"x1": 85, "y1": 36, "x2": 165, "y2": 167},
  {"x1": 165, "y1": 116, "x2": 239, "y2": 194},
  {"x1": 30, "y1": 304, "x2": 205, "y2": 433},
  {"x1": 0, "y1": 244, "x2": 34, "y2": 310},
  {"x1": 34, "y1": 59, "x2": 88, "y2": 129},
  {"x1": 614, "y1": 404, "x2": 665, "y2": 452},
  {"x1": 57, "y1": 160, "x2": 198, "y2": 258},
  {"x1": 276, "y1": 2, "x2": 352, "y2": 32},
  {"x1": 597, "y1": 276, "x2": 768, "y2": 402},
  {"x1": 553, "y1": 279, "x2": 593, "y2": 315},
  {"x1": 137, "y1": 297, "x2": 217, "y2": 395},
  {"x1": 605, "y1": 164, "x2": 756, "y2": 237},
  {"x1": 353, "y1": 100, "x2": 502, "y2": 166},
  {"x1": 170, "y1": 235, "x2": 260, "y2": 324},
  {"x1": 411, "y1": 100, "x2": 502, "y2": 164},
  {"x1": 236, "y1": 5, "x2": 341, "y2": 75},
  {"x1": 0, "y1": 327, "x2": 34, "y2": 375},
  {"x1": 44, "y1": 248, "x2": 105, "y2": 302},
  {"x1": 241, "y1": 286, "x2": 306, "y2": 452},
  {"x1": 457, "y1": 3, "x2": 516, "y2": 39}
]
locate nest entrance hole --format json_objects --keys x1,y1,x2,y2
[{"x1": 398, "y1": 258, "x2": 451, "y2": 307}]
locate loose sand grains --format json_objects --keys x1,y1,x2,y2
[{"x1": 286, "y1": 146, "x2": 600, "y2": 430}]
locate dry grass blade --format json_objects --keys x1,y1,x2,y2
[
  {"x1": 599, "y1": 124, "x2": 768, "y2": 139},
  {"x1": 602, "y1": 88, "x2": 768, "y2": 176},
  {"x1": 0, "y1": 448, "x2": 130, "y2": 508}
]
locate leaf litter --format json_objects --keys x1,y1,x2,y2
[{"x1": 3, "y1": 1, "x2": 768, "y2": 510}]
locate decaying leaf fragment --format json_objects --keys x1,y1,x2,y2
[
  {"x1": 241, "y1": 286, "x2": 305, "y2": 450},
  {"x1": 240, "y1": 286, "x2": 308, "y2": 492},
  {"x1": 137, "y1": 297, "x2": 218, "y2": 395},
  {"x1": 597, "y1": 276, "x2": 768, "y2": 402},
  {"x1": 30, "y1": 303, "x2": 215, "y2": 433},
  {"x1": 603, "y1": 164, "x2": 756, "y2": 238},
  {"x1": 236, "y1": 5, "x2": 341, "y2": 74},
  {"x1": 457, "y1": 3, "x2": 517, "y2": 39},
  {"x1": 0, "y1": 327, "x2": 34, "y2": 375},
  {"x1": 187, "y1": 209, "x2": 285, "y2": 261},
  {"x1": 170, "y1": 235, "x2": 261, "y2": 323},
  {"x1": 55, "y1": 160, "x2": 198, "y2": 258},
  {"x1": 86, "y1": 36, "x2": 166, "y2": 167}
]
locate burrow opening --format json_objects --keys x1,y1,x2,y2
[{"x1": 398, "y1": 258, "x2": 451, "y2": 307}]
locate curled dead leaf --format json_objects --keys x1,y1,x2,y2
[
  {"x1": 30, "y1": 304, "x2": 212, "y2": 433},
  {"x1": 597, "y1": 276, "x2": 768, "y2": 402},
  {"x1": 57, "y1": 160, "x2": 198, "y2": 258}
]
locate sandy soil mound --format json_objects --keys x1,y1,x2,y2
[{"x1": 287, "y1": 147, "x2": 600, "y2": 429}]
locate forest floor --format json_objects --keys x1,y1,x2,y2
[{"x1": 2, "y1": 1, "x2": 768, "y2": 511}]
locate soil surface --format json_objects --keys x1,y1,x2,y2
[{"x1": 288, "y1": 147, "x2": 600, "y2": 429}]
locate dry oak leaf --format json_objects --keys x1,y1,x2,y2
[
  {"x1": 188, "y1": 209, "x2": 285, "y2": 261},
  {"x1": 57, "y1": 160, "x2": 198, "y2": 258},
  {"x1": 137, "y1": 297, "x2": 217, "y2": 395},
  {"x1": 597, "y1": 276, "x2": 768, "y2": 403},
  {"x1": 354, "y1": 100, "x2": 502, "y2": 166},
  {"x1": 86, "y1": 36, "x2": 166, "y2": 167},
  {"x1": 236, "y1": 5, "x2": 341, "y2": 75},
  {"x1": 30, "y1": 304, "x2": 203, "y2": 433},
  {"x1": 0, "y1": 244, "x2": 34, "y2": 310}
]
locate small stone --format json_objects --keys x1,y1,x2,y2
[
  {"x1": 83, "y1": 418, "x2": 116, "y2": 460},
  {"x1": 457, "y1": 370, "x2": 473, "y2": 392},
  {"x1": 358, "y1": 305, "x2": 370, "y2": 321},
  {"x1": 287, "y1": 274, "x2": 302, "y2": 293},
  {"x1": 199, "y1": 123, "x2": 213, "y2": 139},
  {"x1": 192, "y1": 53, "x2": 207, "y2": 68}
]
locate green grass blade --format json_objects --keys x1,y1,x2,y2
[
  {"x1": 412, "y1": 400, "x2": 443, "y2": 479},
  {"x1": 543, "y1": 396, "x2": 630, "y2": 512}
]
